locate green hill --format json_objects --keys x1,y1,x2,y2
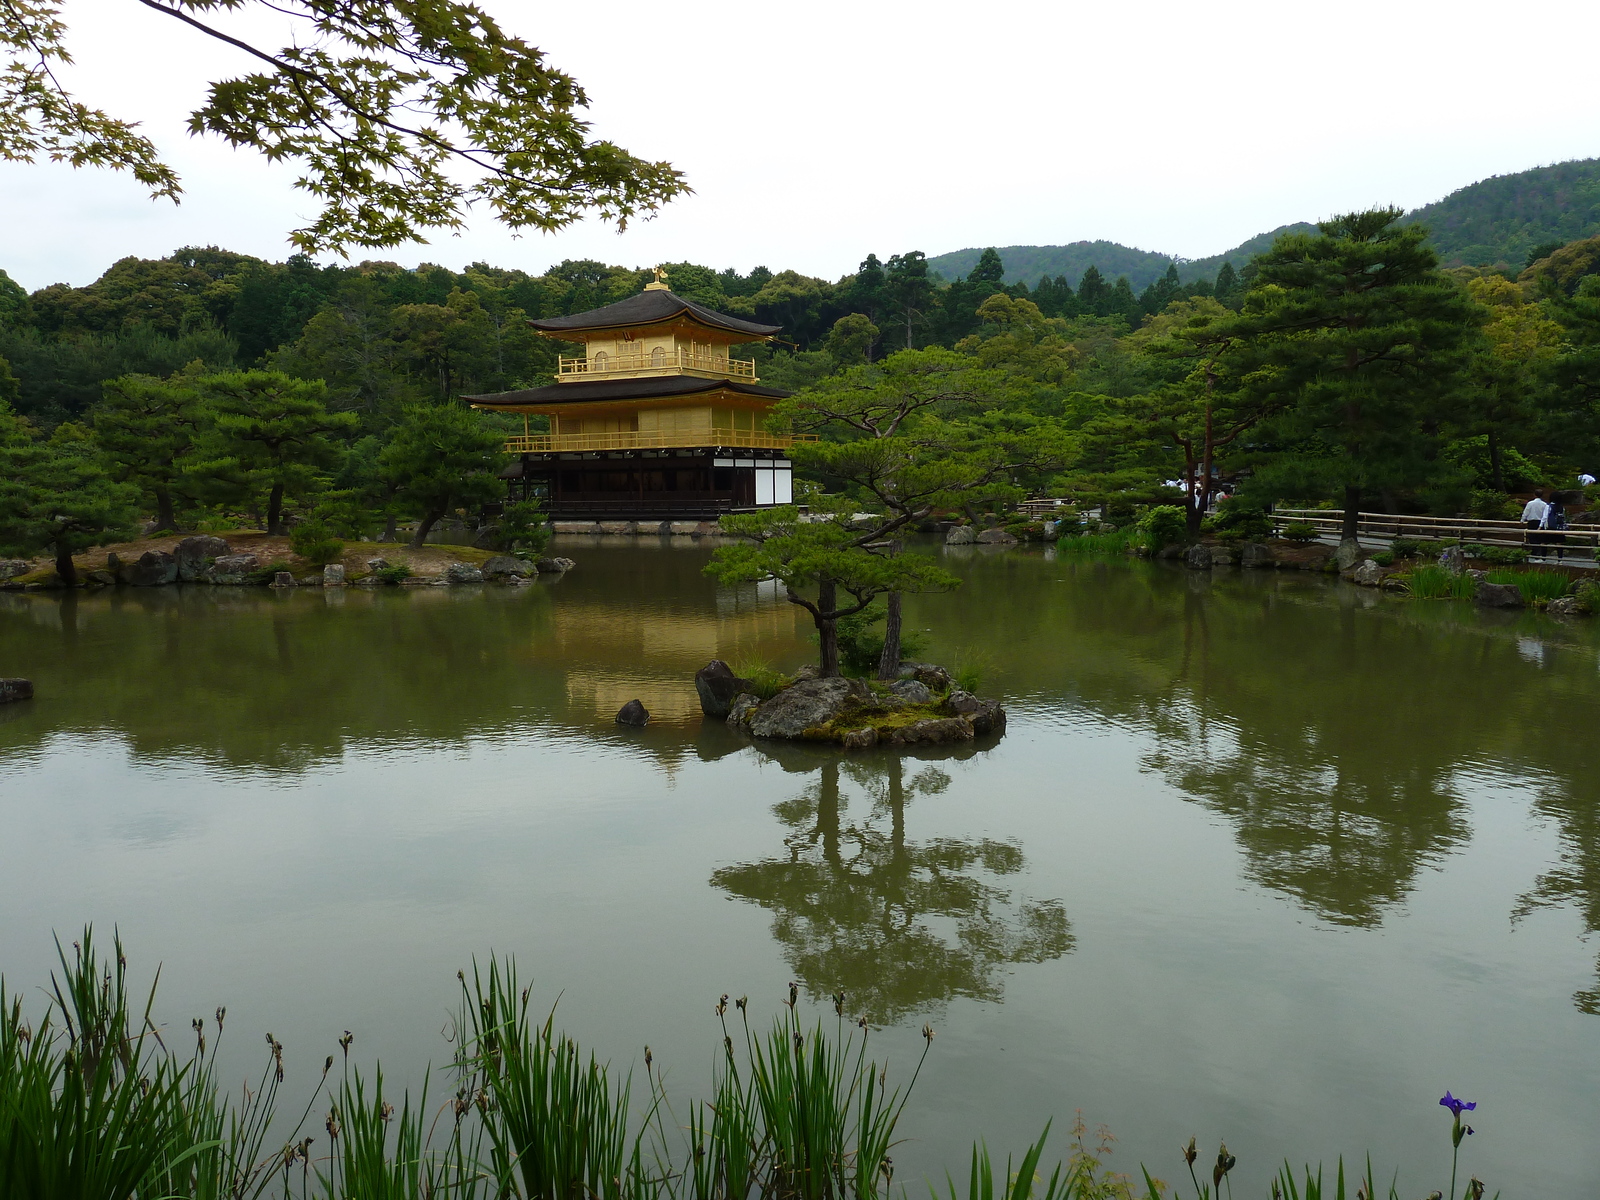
[
  {"x1": 1409, "y1": 158, "x2": 1600, "y2": 268},
  {"x1": 929, "y1": 158, "x2": 1600, "y2": 287}
]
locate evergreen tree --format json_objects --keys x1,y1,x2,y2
[
  {"x1": 1235, "y1": 210, "x2": 1481, "y2": 541},
  {"x1": 1214, "y1": 262, "x2": 1241, "y2": 308},
  {"x1": 192, "y1": 371, "x2": 358, "y2": 533},
  {"x1": 379, "y1": 403, "x2": 508, "y2": 547},
  {"x1": 91, "y1": 372, "x2": 210, "y2": 531},
  {"x1": 0, "y1": 407, "x2": 140, "y2": 585},
  {"x1": 1077, "y1": 266, "x2": 1110, "y2": 316},
  {"x1": 885, "y1": 252, "x2": 934, "y2": 349},
  {"x1": 969, "y1": 248, "x2": 1006, "y2": 285}
]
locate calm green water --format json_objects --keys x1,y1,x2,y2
[{"x1": 3, "y1": 540, "x2": 1599, "y2": 1193}]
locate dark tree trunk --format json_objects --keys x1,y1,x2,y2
[
  {"x1": 815, "y1": 577, "x2": 841, "y2": 678},
  {"x1": 1342, "y1": 484, "x2": 1362, "y2": 542},
  {"x1": 382, "y1": 513, "x2": 398, "y2": 543},
  {"x1": 410, "y1": 509, "x2": 443, "y2": 549},
  {"x1": 54, "y1": 541, "x2": 78, "y2": 587},
  {"x1": 266, "y1": 482, "x2": 286, "y2": 536},
  {"x1": 1487, "y1": 429, "x2": 1505, "y2": 493},
  {"x1": 154, "y1": 486, "x2": 176, "y2": 533},
  {"x1": 876, "y1": 590, "x2": 904, "y2": 680}
]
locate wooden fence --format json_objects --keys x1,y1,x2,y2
[{"x1": 1273, "y1": 508, "x2": 1600, "y2": 561}]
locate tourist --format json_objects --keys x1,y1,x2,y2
[
  {"x1": 1542, "y1": 492, "x2": 1568, "y2": 561},
  {"x1": 1521, "y1": 491, "x2": 1548, "y2": 529},
  {"x1": 1580, "y1": 472, "x2": 1597, "y2": 487}
]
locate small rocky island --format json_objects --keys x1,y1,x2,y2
[{"x1": 694, "y1": 660, "x2": 1005, "y2": 748}]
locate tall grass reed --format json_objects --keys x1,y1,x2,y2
[
  {"x1": 1484, "y1": 568, "x2": 1570, "y2": 605},
  {"x1": 1401, "y1": 566, "x2": 1476, "y2": 600},
  {"x1": 0, "y1": 930, "x2": 1497, "y2": 1200}
]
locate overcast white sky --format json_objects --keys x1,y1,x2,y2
[{"x1": 4, "y1": 0, "x2": 1599, "y2": 291}]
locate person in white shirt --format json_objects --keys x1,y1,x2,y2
[
  {"x1": 1521, "y1": 494, "x2": 1549, "y2": 527},
  {"x1": 1579, "y1": 473, "x2": 1596, "y2": 487}
]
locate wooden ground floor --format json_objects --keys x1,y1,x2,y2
[{"x1": 502, "y1": 447, "x2": 795, "y2": 517}]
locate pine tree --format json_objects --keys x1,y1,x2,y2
[
  {"x1": 1214, "y1": 262, "x2": 1240, "y2": 307},
  {"x1": 0, "y1": 407, "x2": 140, "y2": 585},
  {"x1": 969, "y1": 248, "x2": 1005, "y2": 285},
  {"x1": 92, "y1": 372, "x2": 210, "y2": 531},
  {"x1": 1077, "y1": 266, "x2": 1109, "y2": 316},
  {"x1": 1235, "y1": 209, "x2": 1481, "y2": 541}
]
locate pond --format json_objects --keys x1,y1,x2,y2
[{"x1": 2, "y1": 539, "x2": 1599, "y2": 1194}]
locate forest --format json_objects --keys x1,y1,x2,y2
[{"x1": 3, "y1": 205, "x2": 1600, "y2": 580}]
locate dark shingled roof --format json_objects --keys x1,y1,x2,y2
[
  {"x1": 528, "y1": 289, "x2": 780, "y2": 337},
  {"x1": 464, "y1": 375, "x2": 791, "y2": 408}
]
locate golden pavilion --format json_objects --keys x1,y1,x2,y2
[{"x1": 464, "y1": 272, "x2": 809, "y2": 517}]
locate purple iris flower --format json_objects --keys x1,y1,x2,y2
[{"x1": 1440, "y1": 1092, "x2": 1477, "y2": 1117}]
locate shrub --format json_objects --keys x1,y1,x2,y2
[
  {"x1": 1486, "y1": 568, "x2": 1571, "y2": 605},
  {"x1": 1464, "y1": 543, "x2": 1529, "y2": 566},
  {"x1": 492, "y1": 500, "x2": 552, "y2": 558},
  {"x1": 833, "y1": 606, "x2": 929, "y2": 677},
  {"x1": 1138, "y1": 505, "x2": 1188, "y2": 550},
  {"x1": 1280, "y1": 520, "x2": 1318, "y2": 543},
  {"x1": 374, "y1": 563, "x2": 413, "y2": 585},
  {"x1": 246, "y1": 558, "x2": 294, "y2": 585},
  {"x1": 1574, "y1": 580, "x2": 1600, "y2": 614},
  {"x1": 1470, "y1": 490, "x2": 1523, "y2": 521},
  {"x1": 1403, "y1": 565, "x2": 1476, "y2": 599},
  {"x1": 1211, "y1": 498, "x2": 1272, "y2": 542},
  {"x1": 1392, "y1": 538, "x2": 1448, "y2": 560},
  {"x1": 1372, "y1": 551, "x2": 1395, "y2": 567},
  {"x1": 289, "y1": 519, "x2": 344, "y2": 566},
  {"x1": 1003, "y1": 521, "x2": 1050, "y2": 543}
]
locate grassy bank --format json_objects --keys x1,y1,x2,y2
[{"x1": 0, "y1": 931, "x2": 1496, "y2": 1200}]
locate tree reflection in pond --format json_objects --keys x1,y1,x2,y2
[
  {"x1": 711, "y1": 755, "x2": 1073, "y2": 1024},
  {"x1": 1514, "y1": 780, "x2": 1600, "y2": 1013}
]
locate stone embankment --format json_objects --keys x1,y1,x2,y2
[
  {"x1": 0, "y1": 533, "x2": 573, "y2": 591},
  {"x1": 1173, "y1": 539, "x2": 1335, "y2": 571},
  {"x1": 551, "y1": 520, "x2": 726, "y2": 536},
  {"x1": 694, "y1": 659, "x2": 1004, "y2": 749}
]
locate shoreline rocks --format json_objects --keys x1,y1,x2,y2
[
  {"x1": 710, "y1": 662, "x2": 1005, "y2": 748},
  {"x1": 0, "y1": 678, "x2": 33, "y2": 704}
]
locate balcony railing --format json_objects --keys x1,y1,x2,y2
[
  {"x1": 557, "y1": 349, "x2": 757, "y2": 380},
  {"x1": 504, "y1": 430, "x2": 815, "y2": 454}
]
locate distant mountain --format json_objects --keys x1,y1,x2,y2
[
  {"x1": 929, "y1": 158, "x2": 1600, "y2": 289},
  {"x1": 1411, "y1": 158, "x2": 1600, "y2": 268}
]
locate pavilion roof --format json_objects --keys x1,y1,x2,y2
[
  {"x1": 464, "y1": 375, "x2": 791, "y2": 408},
  {"x1": 527, "y1": 289, "x2": 779, "y2": 338}
]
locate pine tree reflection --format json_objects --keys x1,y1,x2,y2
[
  {"x1": 1514, "y1": 782, "x2": 1600, "y2": 1014},
  {"x1": 711, "y1": 756, "x2": 1072, "y2": 1023}
]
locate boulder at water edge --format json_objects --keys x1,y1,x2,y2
[
  {"x1": 174, "y1": 535, "x2": 231, "y2": 581},
  {"x1": 1333, "y1": 538, "x2": 1364, "y2": 570},
  {"x1": 975, "y1": 528, "x2": 1018, "y2": 545},
  {"x1": 749, "y1": 677, "x2": 871, "y2": 739},
  {"x1": 0, "y1": 678, "x2": 33, "y2": 704},
  {"x1": 535, "y1": 557, "x2": 577, "y2": 573},
  {"x1": 210, "y1": 554, "x2": 258, "y2": 584},
  {"x1": 0, "y1": 560, "x2": 33, "y2": 581},
  {"x1": 947, "y1": 689, "x2": 1006, "y2": 735},
  {"x1": 1547, "y1": 596, "x2": 1582, "y2": 617},
  {"x1": 323, "y1": 563, "x2": 346, "y2": 587},
  {"x1": 616, "y1": 699, "x2": 650, "y2": 726},
  {"x1": 444, "y1": 562, "x2": 485, "y2": 583},
  {"x1": 695, "y1": 660, "x2": 756, "y2": 717},
  {"x1": 944, "y1": 525, "x2": 976, "y2": 545},
  {"x1": 1352, "y1": 559, "x2": 1384, "y2": 587},
  {"x1": 1475, "y1": 581, "x2": 1524, "y2": 608},
  {"x1": 481, "y1": 555, "x2": 533, "y2": 579},
  {"x1": 1185, "y1": 544, "x2": 1213, "y2": 570},
  {"x1": 1438, "y1": 545, "x2": 1465, "y2": 573},
  {"x1": 889, "y1": 678, "x2": 932, "y2": 704},
  {"x1": 119, "y1": 551, "x2": 178, "y2": 587}
]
